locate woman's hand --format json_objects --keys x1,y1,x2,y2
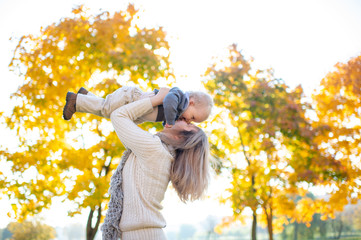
[{"x1": 150, "y1": 87, "x2": 170, "y2": 107}]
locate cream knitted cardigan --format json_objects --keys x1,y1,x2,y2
[{"x1": 101, "y1": 98, "x2": 174, "y2": 240}]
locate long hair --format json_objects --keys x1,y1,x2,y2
[{"x1": 159, "y1": 127, "x2": 210, "y2": 202}]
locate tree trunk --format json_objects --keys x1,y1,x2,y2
[
  {"x1": 293, "y1": 222, "x2": 298, "y2": 240},
  {"x1": 251, "y1": 211, "x2": 257, "y2": 240},
  {"x1": 84, "y1": 151, "x2": 111, "y2": 240},
  {"x1": 207, "y1": 231, "x2": 212, "y2": 240},
  {"x1": 251, "y1": 173, "x2": 257, "y2": 240},
  {"x1": 336, "y1": 220, "x2": 343, "y2": 239},
  {"x1": 281, "y1": 224, "x2": 287, "y2": 240},
  {"x1": 265, "y1": 207, "x2": 273, "y2": 240},
  {"x1": 319, "y1": 220, "x2": 326, "y2": 240},
  {"x1": 86, "y1": 205, "x2": 102, "y2": 240},
  {"x1": 307, "y1": 225, "x2": 314, "y2": 240},
  {"x1": 240, "y1": 132, "x2": 257, "y2": 240}
]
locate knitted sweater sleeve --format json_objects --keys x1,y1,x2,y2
[{"x1": 110, "y1": 98, "x2": 164, "y2": 159}]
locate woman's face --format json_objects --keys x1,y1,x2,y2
[{"x1": 162, "y1": 119, "x2": 198, "y2": 137}]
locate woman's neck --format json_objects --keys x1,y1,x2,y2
[{"x1": 156, "y1": 132, "x2": 176, "y2": 158}]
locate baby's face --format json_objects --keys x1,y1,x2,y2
[{"x1": 180, "y1": 105, "x2": 208, "y2": 124}]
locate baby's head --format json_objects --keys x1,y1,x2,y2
[{"x1": 181, "y1": 91, "x2": 213, "y2": 124}]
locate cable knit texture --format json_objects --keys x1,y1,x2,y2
[{"x1": 102, "y1": 98, "x2": 174, "y2": 240}]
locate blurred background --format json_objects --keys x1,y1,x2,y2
[{"x1": 0, "y1": 0, "x2": 361, "y2": 239}]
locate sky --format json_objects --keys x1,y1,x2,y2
[{"x1": 0, "y1": 0, "x2": 361, "y2": 235}]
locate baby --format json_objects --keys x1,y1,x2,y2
[{"x1": 63, "y1": 86, "x2": 213, "y2": 126}]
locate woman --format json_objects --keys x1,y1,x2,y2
[{"x1": 65, "y1": 87, "x2": 210, "y2": 239}]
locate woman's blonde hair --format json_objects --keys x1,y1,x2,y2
[{"x1": 159, "y1": 127, "x2": 210, "y2": 202}]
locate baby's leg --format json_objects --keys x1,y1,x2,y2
[
  {"x1": 136, "y1": 91, "x2": 159, "y2": 123},
  {"x1": 76, "y1": 86, "x2": 145, "y2": 119}
]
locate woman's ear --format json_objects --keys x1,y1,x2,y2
[{"x1": 173, "y1": 135, "x2": 181, "y2": 140}]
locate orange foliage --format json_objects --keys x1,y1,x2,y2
[{"x1": 1, "y1": 4, "x2": 172, "y2": 224}]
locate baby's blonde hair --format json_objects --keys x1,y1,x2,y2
[{"x1": 187, "y1": 91, "x2": 214, "y2": 119}]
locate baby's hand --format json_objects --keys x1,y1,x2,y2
[
  {"x1": 152, "y1": 87, "x2": 170, "y2": 106},
  {"x1": 165, "y1": 123, "x2": 173, "y2": 128},
  {"x1": 157, "y1": 87, "x2": 170, "y2": 102}
]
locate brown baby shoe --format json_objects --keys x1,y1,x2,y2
[
  {"x1": 77, "y1": 87, "x2": 88, "y2": 95},
  {"x1": 63, "y1": 92, "x2": 77, "y2": 120}
]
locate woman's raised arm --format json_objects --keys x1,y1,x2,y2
[{"x1": 109, "y1": 88, "x2": 170, "y2": 158}]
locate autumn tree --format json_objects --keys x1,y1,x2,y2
[
  {"x1": 312, "y1": 54, "x2": 361, "y2": 217},
  {"x1": 203, "y1": 44, "x2": 324, "y2": 240},
  {"x1": 281, "y1": 203, "x2": 361, "y2": 240},
  {"x1": 178, "y1": 224, "x2": 197, "y2": 240},
  {"x1": 201, "y1": 215, "x2": 219, "y2": 240},
  {"x1": 0, "y1": 4, "x2": 172, "y2": 240},
  {"x1": 7, "y1": 221, "x2": 56, "y2": 240}
]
